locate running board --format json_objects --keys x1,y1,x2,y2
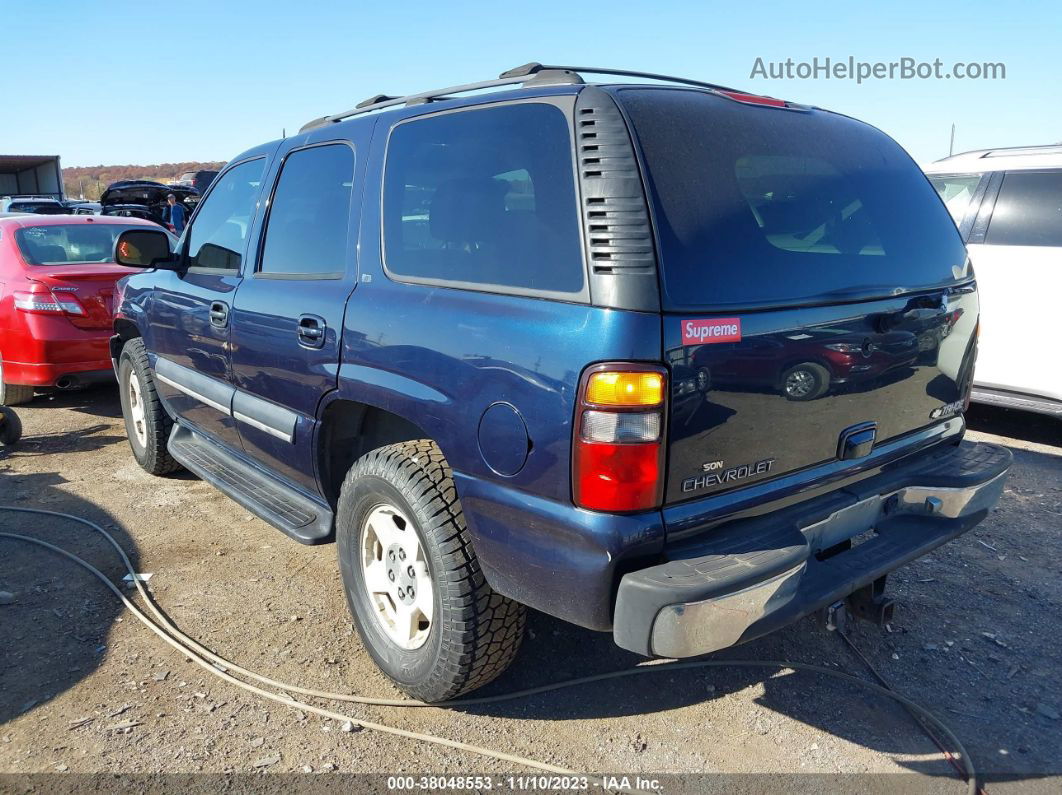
[
  {"x1": 167, "y1": 424, "x2": 334, "y2": 544},
  {"x1": 971, "y1": 387, "x2": 1062, "y2": 417}
]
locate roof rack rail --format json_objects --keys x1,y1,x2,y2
[
  {"x1": 499, "y1": 62, "x2": 745, "y2": 94},
  {"x1": 299, "y1": 68, "x2": 583, "y2": 133},
  {"x1": 299, "y1": 62, "x2": 777, "y2": 134},
  {"x1": 981, "y1": 143, "x2": 1062, "y2": 158}
]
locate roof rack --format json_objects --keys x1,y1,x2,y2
[
  {"x1": 299, "y1": 67, "x2": 583, "y2": 132},
  {"x1": 499, "y1": 62, "x2": 746, "y2": 94},
  {"x1": 981, "y1": 144, "x2": 1062, "y2": 158},
  {"x1": 299, "y1": 62, "x2": 760, "y2": 133}
]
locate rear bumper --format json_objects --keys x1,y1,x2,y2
[
  {"x1": 2, "y1": 360, "x2": 114, "y2": 388},
  {"x1": 614, "y1": 441, "x2": 1012, "y2": 657}
]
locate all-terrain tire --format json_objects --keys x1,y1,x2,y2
[
  {"x1": 337, "y1": 439, "x2": 526, "y2": 702},
  {"x1": 118, "y1": 338, "x2": 182, "y2": 475}
]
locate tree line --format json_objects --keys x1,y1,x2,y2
[{"x1": 63, "y1": 161, "x2": 225, "y2": 200}]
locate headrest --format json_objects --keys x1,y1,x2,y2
[
  {"x1": 32, "y1": 243, "x2": 69, "y2": 264},
  {"x1": 429, "y1": 177, "x2": 507, "y2": 245}
]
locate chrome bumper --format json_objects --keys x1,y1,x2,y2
[{"x1": 614, "y1": 442, "x2": 1012, "y2": 659}]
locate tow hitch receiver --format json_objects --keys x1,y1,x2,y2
[{"x1": 846, "y1": 575, "x2": 895, "y2": 626}]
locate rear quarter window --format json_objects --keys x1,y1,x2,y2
[
  {"x1": 382, "y1": 102, "x2": 585, "y2": 295},
  {"x1": 984, "y1": 170, "x2": 1062, "y2": 247},
  {"x1": 927, "y1": 173, "x2": 984, "y2": 227},
  {"x1": 618, "y1": 88, "x2": 969, "y2": 310}
]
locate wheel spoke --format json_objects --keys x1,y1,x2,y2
[
  {"x1": 396, "y1": 603, "x2": 423, "y2": 643},
  {"x1": 363, "y1": 559, "x2": 391, "y2": 595},
  {"x1": 366, "y1": 511, "x2": 400, "y2": 549},
  {"x1": 411, "y1": 575, "x2": 433, "y2": 624}
]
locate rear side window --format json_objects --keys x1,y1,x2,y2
[
  {"x1": 259, "y1": 144, "x2": 354, "y2": 277},
  {"x1": 985, "y1": 170, "x2": 1062, "y2": 247},
  {"x1": 382, "y1": 103, "x2": 584, "y2": 294},
  {"x1": 619, "y1": 89, "x2": 969, "y2": 309},
  {"x1": 186, "y1": 158, "x2": 265, "y2": 271},
  {"x1": 927, "y1": 174, "x2": 983, "y2": 227}
]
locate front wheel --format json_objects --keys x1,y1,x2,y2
[
  {"x1": 337, "y1": 440, "x2": 525, "y2": 702},
  {"x1": 118, "y1": 338, "x2": 181, "y2": 475}
]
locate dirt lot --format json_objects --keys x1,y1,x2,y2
[{"x1": 1, "y1": 387, "x2": 1060, "y2": 793}]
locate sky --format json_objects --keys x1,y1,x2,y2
[{"x1": 3, "y1": 0, "x2": 1060, "y2": 168}]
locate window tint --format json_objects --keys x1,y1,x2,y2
[
  {"x1": 186, "y1": 158, "x2": 265, "y2": 271},
  {"x1": 927, "y1": 174, "x2": 983, "y2": 226},
  {"x1": 620, "y1": 89, "x2": 968, "y2": 309},
  {"x1": 259, "y1": 144, "x2": 354, "y2": 276},
  {"x1": 383, "y1": 103, "x2": 584, "y2": 293},
  {"x1": 985, "y1": 170, "x2": 1062, "y2": 247}
]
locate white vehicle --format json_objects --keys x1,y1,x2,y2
[{"x1": 924, "y1": 145, "x2": 1062, "y2": 418}]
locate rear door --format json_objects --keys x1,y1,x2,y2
[
  {"x1": 960, "y1": 169, "x2": 1062, "y2": 400},
  {"x1": 617, "y1": 88, "x2": 977, "y2": 504},
  {"x1": 228, "y1": 137, "x2": 362, "y2": 495}
]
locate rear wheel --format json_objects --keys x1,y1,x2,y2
[
  {"x1": 0, "y1": 363, "x2": 34, "y2": 407},
  {"x1": 118, "y1": 338, "x2": 181, "y2": 475},
  {"x1": 781, "y1": 362, "x2": 830, "y2": 401},
  {"x1": 337, "y1": 440, "x2": 525, "y2": 702}
]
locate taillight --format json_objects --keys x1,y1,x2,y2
[
  {"x1": 573, "y1": 364, "x2": 667, "y2": 513},
  {"x1": 12, "y1": 287, "x2": 85, "y2": 316}
]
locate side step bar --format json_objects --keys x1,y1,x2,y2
[{"x1": 167, "y1": 423, "x2": 334, "y2": 544}]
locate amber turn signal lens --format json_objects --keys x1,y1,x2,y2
[{"x1": 585, "y1": 371, "x2": 664, "y2": 406}]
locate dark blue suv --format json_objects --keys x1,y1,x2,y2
[{"x1": 110, "y1": 64, "x2": 1011, "y2": 702}]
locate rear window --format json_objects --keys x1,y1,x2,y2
[
  {"x1": 15, "y1": 223, "x2": 150, "y2": 265},
  {"x1": 10, "y1": 202, "x2": 66, "y2": 215},
  {"x1": 619, "y1": 89, "x2": 969, "y2": 309}
]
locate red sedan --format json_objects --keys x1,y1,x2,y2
[{"x1": 0, "y1": 214, "x2": 166, "y2": 405}]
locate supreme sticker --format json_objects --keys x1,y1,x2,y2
[{"x1": 681, "y1": 318, "x2": 742, "y2": 345}]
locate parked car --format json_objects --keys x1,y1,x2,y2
[
  {"x1": 66, "y1": 200, "x2": 101, "y2": 215},
  {"x1": 0, "y1": 196, "x2": 68, "y2": 214},
  {"x1": 923, "y1": 145, "x2": 1062, "y2": 417},
  {"x1": 100, "y1": 180, "x2": 197, "y2": 230},
  {"x1": 110, "y1": 63, "x2": 1011, "y2": 702},
  {"x1": 175, "y1": 169, "x2": 220, "y2": 195},
  {"x1": 0, "y1": 215, "x2": 169, "y2": 405}
]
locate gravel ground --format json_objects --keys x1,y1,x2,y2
[{"x1": 0, "y1": 387, "x2": 1059, "y2": 793}]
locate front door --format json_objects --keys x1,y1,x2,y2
[
  {"x1": 148, "y1": 157, "x2": 269, "y2": 448},
  {"x1": 228, "y1": 139, "x2": 362, "y2": 494}
]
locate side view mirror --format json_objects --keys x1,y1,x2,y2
[{"x1": 114, "y1": 228, "x2": 180, "y2": 270}]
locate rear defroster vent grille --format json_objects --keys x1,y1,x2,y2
[{"x1": 574, "y1": 88, "x2": 659, "y2": 311}]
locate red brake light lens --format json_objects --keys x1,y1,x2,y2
[
  {"x1": 717, "y1": 90, "x2": 788, "y2": 107},
  {"x1": 12, "y1": 288, "x2": 85, "y2": 316},
  {"x1": 573, "y1": 364, "x2": 667, "y2": 513}
]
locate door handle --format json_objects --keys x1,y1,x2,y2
[
  {"x1": 297, "y1": 314, "x2": 327, "y2": 348},
  {"x1": 209, "y1": 301, "x2": 229, "y2": 329}
]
